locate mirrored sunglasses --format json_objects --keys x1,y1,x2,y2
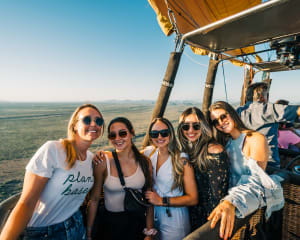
[
  {"x1": 81, "y1": 116, "x2": 104, "y2": 127},
  {"x1": 212, "y1": 113, "x2": 228, "y2": 127},
  {"x1": 108, "y1": 129, "x2": 128, "y2": 140},
  {"x1": 149, "y1": 129, "x2": 170, "y2": 138},
  {"x1": 182, "y1": 122, "x2": 201, "y2": 131}
]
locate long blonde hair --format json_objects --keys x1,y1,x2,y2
[
  {"x1": 61, "y1": 104, "x2": 104, "y2": 169},
  {"x1": 148, "y1": 118, "x2": 184, "y2": 191}
]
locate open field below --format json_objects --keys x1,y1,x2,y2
[{"x1": 0, "y1": 101, "x2": 199, "y2": 202}]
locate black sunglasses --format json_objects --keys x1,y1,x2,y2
[
  {"x1": 81, "y1": 116, "x2": 104, "y2": 127},
  {"x1": 149, "y1": 129, "x2": 170, "y2": 138},
  {"x1": 212, "y1": 113, "x2": 228, "y2": 127},
  {"x1": 182, "y1": 122, "x2": 201, "y2": 131},
  {"x1": 108, "y1": 129, "x2": 128, "y2": 140}
]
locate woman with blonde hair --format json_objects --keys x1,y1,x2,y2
[
  {"x1": 143, "y1": 117, "x2": 198, "y2": 240},
  {"x1": 0, "y1": 103, "x2": 104, "y2": 240}
]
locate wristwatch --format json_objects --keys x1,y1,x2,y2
[{"x1": 163, "y1": 197, "x2": 172, "y2": 217}]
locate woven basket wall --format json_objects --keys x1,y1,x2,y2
[{"x1": 282, "y1": 183, "x2": 300, "y2": 240}]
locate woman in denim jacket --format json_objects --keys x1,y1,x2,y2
[
  {"x1": 184, "y1": 101, "x2": 284, "y2": 240},
  {"x1": 209, "y1": 101, "x2": 283, "y2": 239}
]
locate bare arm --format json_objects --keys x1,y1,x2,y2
[
  {"x1": 0, "y1": 172, "x2": 48, "y2": 240},
  {"x1": 145, "y1": 158, "x2": 198, "y2": 206},
  {"x1": 143, "y1": 206, "x2": 154, "y2": 240},
  {"x1": 244, "y1": 132, "x2": 268, "y2": 170},
  {"x1": 86, "y1": 158, "x2": 106, "y2": 239},
  {"x1": 144, "y1": 156, "x2": 154, "y2": 240}
]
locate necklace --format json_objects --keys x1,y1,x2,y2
[{"x1": 73, "y1": 144, "x2": 87, "y2": 161}]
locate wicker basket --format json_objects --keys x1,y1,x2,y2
[
  {"x1": 282, "y1": 183, "x2": 300, "y2": 240},
  {"x1": 231, "y1": 208, "x2": 265, "y2": 240}
]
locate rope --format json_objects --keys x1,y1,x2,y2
[
  {"x1": 164, "y1": 0, "x2": 182, "y2": 51},
  {"x1": 221, "y1": 57, "x2": 228, "y2": 102},
  {"x1": 183, "y1": 51, "x2": 208, "y2": 67}
]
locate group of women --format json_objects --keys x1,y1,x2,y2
[{"x1": 0, "y1": 101, "x2": 282, "y2": 240}]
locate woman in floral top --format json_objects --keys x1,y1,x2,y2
[{"x1": 177, "y1": 107, "x2": 229, "y2": 231}]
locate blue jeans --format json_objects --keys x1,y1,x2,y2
[{"x1": 23, "y1": 210, "x2": 86, "y2": 240}]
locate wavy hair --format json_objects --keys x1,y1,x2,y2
[
  {"x1": 108, "y1": 117, "x2": 152, "y2": 190},
  {"x1": 208, "y1": 101, "x2": 252, "y2": 146},
  {"x1": 61, "y1": 103, "x2": 104, "y2": 169},
  {"x1": 177, "y1": 107, "x2": 216, "y2": 171},
  {"x1": 148, "y1": 118, "x2": 184, "y2": 191}
]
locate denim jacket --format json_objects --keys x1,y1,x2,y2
[
  {"x1": 224, "y1": 155, "x2": 284, "y2": 219},
  {"x1": 224, "y1": 133, "x2": 284, "y2": 219}
]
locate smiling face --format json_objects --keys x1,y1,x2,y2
[
  {"x1": 74, "y1": 107, "x2": 103, "y2": 143},
  {"x1": 182, "y1": 113, "x2": 201, "y2": 143},
  {"x1": 210, "y1": 108, "x2": 235, "y2": 135},
  {"x1": 109, "y1": 122, "x2": 133, "y2": 151},
  {"x1": 150, "y1": 120, "x2": 170, "y2": 149}
]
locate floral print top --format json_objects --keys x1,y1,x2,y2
[{"x1": 189, "y1": 151, "x2": 229, "y2": 230}]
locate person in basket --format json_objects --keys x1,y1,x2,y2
[
  {"x1": 0, "y1": 104, "x2": 104, "y2": 240},
  {"x1": 86, "y1": 117, "x2": 153, "y2": 240},
  {"x1": 143, "y1": 117, "x2": 198, "y2": 240}
]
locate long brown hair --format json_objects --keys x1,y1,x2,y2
[
  {"x1": 148, "y1": 118, "x2": 184, "y2": 191},
  {"x1": 108, "y1": 117, "x2": 152, "y2": 190},
  {"x1": 61, "y1": 104, "x2": 104, "y2": 169},
  {"x1": 209, "y1": 101, "x2": 252, "y2": 146},
  {"x1": 177, "y1": 107, "x2": 216, "y2": 171}
]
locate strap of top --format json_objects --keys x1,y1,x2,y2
[
  {"x1": 240, "y1": 132, "x2": 247, "y2": 152},
  {"x1": 112, "y1": 151, "x2": 126, "y2": 187},
  {"x1": 105, "y1": 154, "x2": 111, "y2": 177},
  {"x1": 148, "y1": 147, "x2": 157, "y2": 159}
]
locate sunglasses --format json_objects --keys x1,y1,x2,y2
[
  {"x1": 80, "y1": 116, "x2": 104, "y2": 127},
  {"x1": 211, "y1": 113, "x2": 228, "y2": 127},
  {"x1": 181, "y1": 122, "x2": 201, "y2": 131},
  {"x1": 108, "y1": 129, "x2": 128, "y2": 140},
  {"x1": 149, "y1": 129, "x2": 170, "y2": 138}
]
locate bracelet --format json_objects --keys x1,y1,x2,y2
[{"x1": 143, "y1": 228, "x2": 158, "y2": 236}]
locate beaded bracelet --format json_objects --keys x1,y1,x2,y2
[{"x1": 143, "y1": 228, "x2": 158, "y2": 236}]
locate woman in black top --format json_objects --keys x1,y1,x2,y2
[{"x1": 177, "y1": 107, "x2": 229, "y2": 231}]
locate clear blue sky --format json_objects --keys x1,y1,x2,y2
[{"x1": 0, "y1": 0, "x2": 299, "y2": 103}]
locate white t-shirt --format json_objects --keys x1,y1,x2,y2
[{"x1": 26, "y1": 141, "x2": 94, "y2": 227}]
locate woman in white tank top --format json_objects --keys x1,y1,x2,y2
[
  {"x1": 86, "y1": 117, "x2": 153, "y2": 240},
  {"x1": 143, "y1": 117, "x2": 198, "y2": 240}
]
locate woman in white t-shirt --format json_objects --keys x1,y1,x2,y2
[
  {"x1": 0, "y1": 104, "x2": 104, "y2": 240},
  {"x1": 143, "y1": 117, "x2": 198, "y2": 240}
]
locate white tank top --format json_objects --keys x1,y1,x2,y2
[{"x1": 103, "y1": 154, "x2": 145, "y2": 212}]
